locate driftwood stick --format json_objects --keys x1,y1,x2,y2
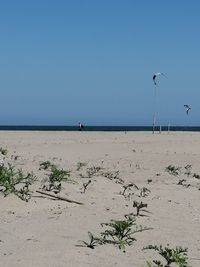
[{"x1": 36, "y1": 190, "x2": 84, "y2": 205}]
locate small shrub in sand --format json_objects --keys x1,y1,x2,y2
[
  {"x1": 0, "y1": 164, "x2": 36, "y2": 201},
  {"x1": 165, "y1": 165, "x2": 181, "y2": 176},
  {"x1": 40, "y1": 161, "x2": 70, "y2": 193},
  {"x1": 144, "y1": 245, "x2": 189, "y2": 267},
  {"x1": 77, "y1": 232, "x2": 103, "y2": 249},
  {"x1": 48, "y1": 166, "x2": 70, "y2": 183},
  {"x1": 101, "y1": 170, "x2": 124, "y2": 184},
  {"x1": 78, "y1": 215, "x2": 152, "y2": 252},
  {"x1": 15, "y1": 184, "x2": 32, "y2": 202},
  {"x1": 120, "y1": 183, "x2": 139, "y2": 197},
  {"x1": 78, "y1": 165, "x2": 103, "y2": 178},
  {"x1": 133, "y1": 201, "x2": 148, "y2": 216},
  {"x1": 86, "y1": 166, "x2": 103, "y2": 177},
  {"x1": 120, "y1": 184, "x2": 151, "y2": 199},
  {"x1": 100, "y1": 215, "x2": 151, "y2": 252}
]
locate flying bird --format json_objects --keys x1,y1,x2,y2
[
  {"x1": 184, "y1": 105, "x2": 191, "y2": 115},
  {"x1": 153, "y1": 72, "x2": 165, "y2": 85}
]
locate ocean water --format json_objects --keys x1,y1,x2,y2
[{"x1": 0, "y1": 126, "x2": 199, "y2": 131}]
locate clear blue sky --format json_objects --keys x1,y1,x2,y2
[{"x1": 0, "y1": 0, "x2": 200, "y2": 126}]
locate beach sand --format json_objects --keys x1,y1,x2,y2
[{"x1": 0, "y1": 131, "x2": 200, "y2": 267}]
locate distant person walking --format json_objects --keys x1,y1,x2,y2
[{"x1": 79, "y1": 122, "x2": 84, "y2": 131}]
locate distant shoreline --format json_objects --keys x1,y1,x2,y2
[{"x1": 0, "y1": 125, "x2": 199, "y2": 131}]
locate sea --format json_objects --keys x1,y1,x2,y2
[{"x1": 0, "y1": 126, "x2": 199, "y2": 131}]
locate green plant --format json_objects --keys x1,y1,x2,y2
[
  {"x1": 49, "y1": 165, "x2": 70, "y2": 183},
  {"x1": 0, "y1": 164, "x2": 16, "y2": 195},
  {"x1": 100, "y1": 215, "x2": 151, "y2": 252},
  {"x1": 133, "y1": 201, "x2": 148, "y2": 216},
  {"x1": 144, "y1": 245, "x2": 189, "y2": 267},
  {"x1": 42, "y1": 165, "x2": 70, "y2": 193},
  {"x1": 77, "y1": 232, "x2": 103, "y2": 249},
  {"x1": 165, "y1": 165, "x2": 181, "y2": 176},
  {"x1": 0, "y1": 164, "x2": 36, "y2": 201},
  {"x1": 15, "y1": 184, "x2": 32, "y2": 202}
]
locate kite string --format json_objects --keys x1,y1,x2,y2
[{"x1": 153, "y1": 84, "x2": 157, "y2": 132}]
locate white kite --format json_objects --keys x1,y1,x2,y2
[
  {"x1": 184, "y1": 105, "x2": 191, "y2": 115},
  {"x1": 153, "y1": 72, "x2": 165, "y2": 85}
]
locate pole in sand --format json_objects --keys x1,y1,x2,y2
[
  {"x1": 168, "y1": 122, "x2": 170, "y2": 134},
  {"x1": 152, "y1": 83, "x2": 157, "y2": 134},
  {"x1": 152, "y1": 72, "x2": 165, "y2": 134}
]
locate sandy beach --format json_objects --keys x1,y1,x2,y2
[{"x1": 0, "y1": 131, "x2": 200, "y2": 267}]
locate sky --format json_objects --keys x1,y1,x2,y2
[{"x1": 0, "y1": 0, "x2": 200, "y2": 126}]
